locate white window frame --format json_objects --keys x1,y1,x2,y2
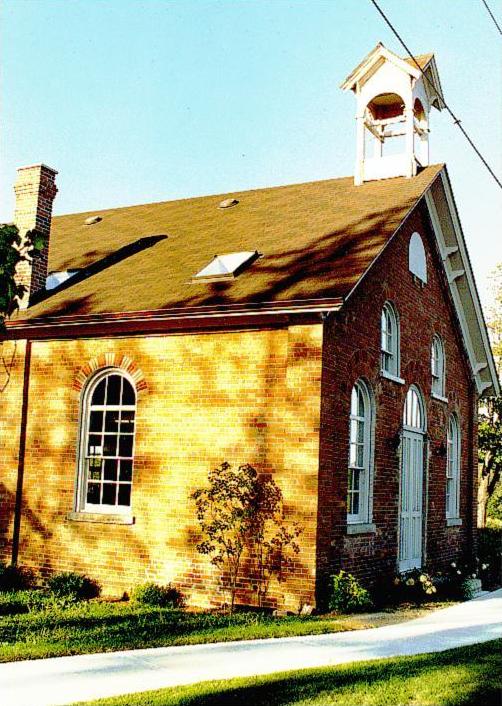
[
  {"x1": 381, "y1": 302, "x2": 400, "y2": 378},
  {"x1": 76, "y1": 368, "x2": 137, "y2": 515},
  {"x1": 446, "y1": 414, "x2": 461, "y2": 519},
  {"x1": 347, "y1": 380, "x2": 374, "y2": 525},
  {"x1": 431, "y1": 335, "x2": 446, "y2": 397}
]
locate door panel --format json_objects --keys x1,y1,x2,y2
[{"x1": 399, "y1": 431, "x2": 424, "y2": 572}]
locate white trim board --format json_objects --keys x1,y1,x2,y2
[{"x1": 424, "y1": 169, "x2": 499, "y2": 397}]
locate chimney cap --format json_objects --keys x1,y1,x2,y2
[{"x1": 16, "y1": 163, "x2": 58, "y2": 175}]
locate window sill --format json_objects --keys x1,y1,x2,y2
[
  {"x1": 346, "y1": 522, "x2": 376, "y2": 535},
  {"x1": 67, "y1": 511, "x2": 135, "y2": 525},
  {"x1": 446, "y1": 517, "x2": 462, "y2": 527},
  {"x1": 432, "y1": 392, "x2": 448, "y2": 403},
  {"x1": 381, "y1": 370, "x2": 405, "y2": 385}
]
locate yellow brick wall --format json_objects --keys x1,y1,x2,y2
[{"x1": 1, "y1": 324, "x2": 323, "y2": 610}]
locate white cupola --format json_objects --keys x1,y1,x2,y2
[{"x1": 341, "y1": 43, "x2": 444, "y2": 185}]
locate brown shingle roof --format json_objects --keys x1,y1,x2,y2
[
  {"x1": 17, "y1": 165, "x2": 444, "y2": 322},
  {"x1": 404, "y1": 53, "x2": 434, "y2": 71}
]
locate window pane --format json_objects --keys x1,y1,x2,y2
[
  {"x1": 351, "y1": 387, "x2": 358, "y2": 416},
  {"x1": 88, "y1": 434, "x2": 102, "y2": 456},
  {"x1": 120, "y1": 460, "x2": 133, "y2": 482},
  {"x1": 87, "y1": 482, "x2": 100, "y2": 504},
  {"x1": 88, "y1": 458, "x2": 102, "y2": 481},
  {"x1": 118, "y1": 484, "x2": 131, "y2": 506},
  {"x1": 103, "y1": 435, "x2": 117, "y2": 457},
  {"x1": 102, "y1": 483, "x2": 117, "y2": 505},
  {"x1": 92, "y1": 379, "x2": 106, "y2": 406},
  {"x1": 107, "y1": 375, "x2": 122, "y2": 405},
  {"x1": 122, "y1": 379, "x2": 136, "y2": 406},
  {"x1": 119, "y1": 435, "x2": 133, "y2": 458},
  {"x1": 103, "y1": 458, "x2": 118, "y2": 481},
  {"x1": 89, "y1": 411, "x2": 103, "y2": 433},
  {"x1": 105, "y1": 410, "x2": 120, "y2": 433},
  {"x1": 356, "y1": 443, "x2": 364, "y2": 468},
  {"x1": 120, "y1": 410, "x2": 135, "y2": 433}
]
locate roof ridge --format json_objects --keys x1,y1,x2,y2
[{"x1": 51, "y1": 165, "x2": 445, "y2": 220}]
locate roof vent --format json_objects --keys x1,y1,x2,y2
[
  {"x1": 193, "y1": 251, "x2": 259, "y2": 282},
  {"x1": 218, "y1": 198, "x2": 239, "y2": 209},
  {"x1": 84, "y1": 215, "x2": 102, "y2": 225}
]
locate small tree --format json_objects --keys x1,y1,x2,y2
[
  {"x1": 191, "y1": 462, "x2": 301, "y2": 612},
  {"x1": 192, "y1": 462, "x2": 256, "y2": 612}
]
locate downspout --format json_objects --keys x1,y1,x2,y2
[{"x1": 11, "y1": 339, "x2": 32, "y2": 565}]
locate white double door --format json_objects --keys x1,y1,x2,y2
[{"x1": 399, "y1": 429, "x2": 425, "y2": 572}]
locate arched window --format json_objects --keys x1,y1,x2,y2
[
  {"x1": 409, "y1": 232, "x2": 427, "y2": 283},
  {"x1": 78, "y1": 370, "x2": 136, "y2": 512},
  {"x1": 446, "y1": 414, "x2": 461, "y2": 519},
  {"x1": 431, "y1": 335, "x2": 445, "y2": 397},
  {"x1": 381, "y1": 302, "x2": 400, "y2": 377},
  {"x1": 403, "y1": 385, "x2": 425, "y2": 431},
  {"x1": 347, "y1": 380, "x2": 374, "y2": 524}
]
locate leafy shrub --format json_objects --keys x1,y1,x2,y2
[
  {"x1": 329, "y1": 571, "x2": 373, "y2": 613},
  {"x1": 45, "y1": 572, "x2": 101, "y2": 602},
  {"x1": 0, "y1": 563, "x2": 34, "y2": 591},
  {"x1": 130, "y1": 582, "x2": 184, "y2": 608},
  {"x1": 478, "y1": 527, "x2": 501, "y2": 589},
  {"x1": 0, "y1": 589, "x2": 54, "y2": 615},
  {"x1": 487, "y1": 479, "x2": 502, "y2": 523}
]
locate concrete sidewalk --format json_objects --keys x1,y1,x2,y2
[{"x1": 1, "y1": 589, "x2": 501, "y2": 706}]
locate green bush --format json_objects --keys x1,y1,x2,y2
[
  {"x1": 329, "y1": 571, "x2": 373, "y2": 613},
  {"x1": 130, "y1": 582, "x2": 185, "y2": 608},
  {"x1": 0, "y1": 563, "x2": 34, "y2": 591},
  {"x1": 0, "y1": 589, "x2": 54, "y2": 615},
  {"x1": 45, "y1": 572, "x2": 101, "y2": 602},
  {"x1": 478, "y1": 526, "x2": 502, "y2": 589}
]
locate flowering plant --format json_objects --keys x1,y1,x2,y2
[{"x1": 392, "y1": 568, "x2": 438, "y2": 602}]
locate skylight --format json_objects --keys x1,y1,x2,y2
[
  {"x1": 193, "y1": 251, "x2": 259, "y2": 281},
  {"x1": 46, "y1": 270, "x2": 80, "y2": 291}
]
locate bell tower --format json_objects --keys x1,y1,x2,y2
[{"x1": 341, "y1": 43, "x2": 444, "y2": 185}]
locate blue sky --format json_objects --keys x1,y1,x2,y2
[{"x1": 1, "y1": 0, "x2": 501, "y2": 307}]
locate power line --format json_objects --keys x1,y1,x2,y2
[
  {"x1": 369, "y1": 0, "x2": 502, "y2": 191},
  {"x1": 481, "y1": 0, "x2": 502, "y2": 36}
]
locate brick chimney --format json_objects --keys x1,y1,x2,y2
[{"x1": 14, "y1": 164, "x2": 58, "y2": 308}]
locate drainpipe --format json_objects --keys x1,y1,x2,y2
[{"x1": 11, "y1": 339, "x2": 32, "y2": 565}]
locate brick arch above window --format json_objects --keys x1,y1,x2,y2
[{"x1": 72, "y1": 353, "x2": 148, "y2": 396}]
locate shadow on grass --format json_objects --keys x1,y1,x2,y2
[{"x1": 148, "y1": 640, "x2": 502, "y2": 706}]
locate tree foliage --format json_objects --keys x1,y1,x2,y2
[
  {"x1": 478, "y1": 264, "x2": 502, "y2": 527},
  {"x1": 191, "y1": 462, "x2": 301, "y2": 612},
  {"x1": 0, "y1": 223, "x2": 46, "y2": 331}
]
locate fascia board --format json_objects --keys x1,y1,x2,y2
[
  {"x1": 340, "y1": 44, "x2": 419, "y2": 91},
  {"x1": 424, "y1": 172, "x2": 499, "y2": 397}
]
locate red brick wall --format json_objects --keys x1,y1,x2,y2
[{"x1": 317, "y1": 201, "x2": 477, "y2": 602}]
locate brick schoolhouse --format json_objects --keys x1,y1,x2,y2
[{"x1": 0, "y1": 45, "x2": 498, "y2": 610}]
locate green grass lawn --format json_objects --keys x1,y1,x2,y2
[
  {"x1": 0, "y1": 600, "x2": 377, "y2": 662},
  {"x1": 73, "y1": 639, "x2": 502, "y2": 706},
  {"x1": 0, "y1": 593, "x2": 456, "y2": 664}
]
